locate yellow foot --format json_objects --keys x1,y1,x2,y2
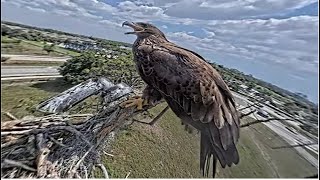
[{"x1": 120, "y1": 96, "x2": 148, "y2": 110}]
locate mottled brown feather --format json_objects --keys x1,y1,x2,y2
[{"x1": 132, "y1": 29, "x2": 240, "y2": 176}]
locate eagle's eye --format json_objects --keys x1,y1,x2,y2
[{"x1": 137, "y1": 23, "x2": 149, "y2": 28}]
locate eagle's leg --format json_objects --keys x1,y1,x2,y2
[{"x1": 120, "y1": 85, "x2": 162, "y2": 110}]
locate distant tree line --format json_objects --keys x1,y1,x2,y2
[
  {"x1": 1, "y1": 21, "x2": 132, "y2": 48},
  {"x1": 2, "y1": 24, "x2": 63, "y2": 43}
]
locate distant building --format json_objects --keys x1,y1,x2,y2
[
  {"x1": 63, "y1": 40, "x2": 100, "y2": 51},
  {"x1": 248, "y1": 89, "x2": 259, "y2": 97}
]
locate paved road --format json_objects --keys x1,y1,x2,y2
[
  {"x1": 1, "y1": 75, "x2": 62, "y2": 81},
  {"x1": 234, "y1": 92, "x2": 318, "y2": 168},
  {"x1": 1, "y1": 54, "x2": 70, "y2": 62},
  {"x1": 1, "y1": 66, "x2": 59, "y2": 77}
]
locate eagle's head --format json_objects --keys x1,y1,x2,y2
[{"x1": 122, "y1": 21, "x2": 166, "y2": 39}]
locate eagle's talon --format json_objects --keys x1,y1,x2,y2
[{"x1": 120, "y1": 96, "x2": 147, "y2": 110}]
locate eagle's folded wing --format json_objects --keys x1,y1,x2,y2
[{"x1": 137, "y1": 43, "x2": 240, "y2": 167}]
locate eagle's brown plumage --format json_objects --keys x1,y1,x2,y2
[{"x1": 122, "y1": 21, "x2": 240, "y2": 177}]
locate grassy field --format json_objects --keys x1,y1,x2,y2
[
  {"x1": 1, "y1": 60, "x2": 64, "y2": 66},
  {"x1": 1, "y1": 79, "x2": 98, "y2": 121},
  {"x1": 22, "y1": 39, "x2": 80, "y2": 56},
  {"x1": 1, "y1": 81, "x2": 318, "y2": 178},
  {"x1": 1, "y1": 36, "x2": 80, "y2": 57},
  {"x1": 100, "y1": 105, "x2": 318, "y2": 178}
]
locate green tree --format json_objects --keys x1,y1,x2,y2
[
  {"x1": 20, "y1": 33, "x2": 33, "y2": 41},
  {"x1": 1, "y1": 25, "x2": 12, "y2": 36},
  {"x1": 58, "y1": 51, "x2": 140, "y2": 85},
  {"x1": 247, "y1": 82, "x2": 255, "y2": 90}
]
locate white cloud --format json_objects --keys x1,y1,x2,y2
[
  {"x1": 117, "y1": 1, "x2": 168, "y2": 21},
  {"x1": 161, "y1": 25, "x2": 168, "y2": 29},
  {"x1": 202, "y1": 28, "x2": 216, "y2": 37},
  {"x1": 163, "y1": 0, "x2": 317, "y2": 20},
  {"x1": 167, "y1": 16, "x2": 318, "y2": 74},
  {"x1": 3, "y1": 1, "x2": 318, "y2": 75},
  {"x1": 4, "y1": 0, "x2": 113, "y2": 21},
  {"x1": 99, "y1": 19, "x2": 122, "y2": 27}
]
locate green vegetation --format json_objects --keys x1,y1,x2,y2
[
  {"x1": 59, "y1": 51, "x2": 139, "y2": 85},
  {"x1": 2, "y1": 36, "x2": 56, "y2": 56},
  {"x1": 1, "y1": 60, "x2": 64, "y2": 66},
  {"x1": 2, "y1": 23, "x2": 64, "y2": 43},
  {"x1": 43, "y1": 43, "x2": 54, "y2": 54},
  {"x1": 98, "y1": 103, "x2": 202, "y2": 178},
  {"x1": 23, "y1": 39, "x2": 80, "y2": 56},
  {"x1": 1, "y1": 79, "x2": 99, "y2": 121},
  {"x1": 1, "y1": 79, "x2": 67, "y2": 121},
  {"x1": 2, "y1": 21, "x2": 131, "y2": 50},
  {"x1": 98, "y1": 105, "x2": 317, "y2": 178},
  {"x1": 1, "y1": 35, "x2": 80, "y2": 56}
]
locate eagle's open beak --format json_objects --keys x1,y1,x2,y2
[{"x1": 122, "y1": 21, "x2": 143, "y2": 35}]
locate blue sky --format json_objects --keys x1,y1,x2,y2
[{"x1": 1, "y1": 0, "x2": 319, "y2": 102}]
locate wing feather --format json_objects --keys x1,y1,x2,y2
[{"x1": 136, "y1": 42, "x2": 240, "y2": 167}]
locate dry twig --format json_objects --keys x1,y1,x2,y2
[{"x1": 2, "y1": 159, "x2": 36, "y2": 172}]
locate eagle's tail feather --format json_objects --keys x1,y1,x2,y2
[{"x1": 200, "y1": 133, "x2": 217, "y2": 178}]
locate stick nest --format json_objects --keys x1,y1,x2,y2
[{"x1": 1, "y1": 96, "x2": 137, "y2": 178}]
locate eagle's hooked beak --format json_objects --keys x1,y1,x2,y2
[{"x1": 122, "y1": 21, "x2": 143, "y2": 35}]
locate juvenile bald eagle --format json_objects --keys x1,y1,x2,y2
[{"x1": 122, "y1": 21, "x2": 240, "y2": 177}]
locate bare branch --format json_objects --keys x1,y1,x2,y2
[
  {"x1": 4, "y1": 112, "x2": 18, "y2": 120},
  {"x1": 103, "y1": 151, "x2": 114, "y2": 157},
  {"x1": 68, "y1": 146, "x2": 94, "y2": 178},
  {"x1": 97, "y1": 163, "x2": 109, "y2": 179},
  {"x1": 125, "y1": 170, "x2": 131, "y2": 179}
]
